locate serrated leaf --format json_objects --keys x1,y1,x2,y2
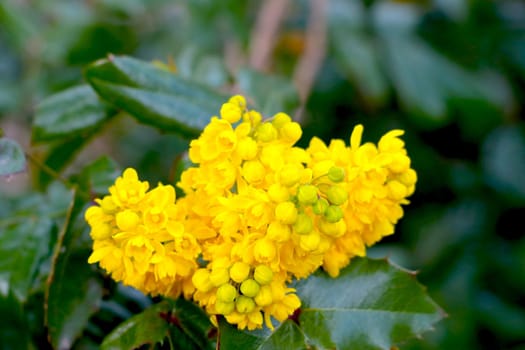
[
  {"x1": 237, "y1": 68, "x2": 300, "y2": 117},
  {"x1": 85, "y1": 55, "x2": 227, "y2": 137},
  {"x1": 100, "y1": 301, "x2": 171, "y2": 350},
  {"x1": 295, "y1": 258, "x2": 445, "y2": 350},
  {"x1": 0, "y1": 138, "x2": 26, "y2": 176},
  {"x1": 32, "y1": 85, "x2": 113, "y2": 143},
  {"x1": 218, "y1": 318, "x2": 306, "y2": 350},
  {"x1": 45, "y1": 190, "x2": 103, "y2": 350}
]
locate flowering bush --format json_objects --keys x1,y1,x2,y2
[{"x1": 81, "y1": 88, "x2": 436, "y2": 347}]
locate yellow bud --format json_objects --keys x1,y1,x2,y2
[
  {"x1": 115, "y1": 210, "x2": 140, "y2": 231},
  {"x1": 235, "y1": 296, "x2": 255, "y2": 313},
  {"x1": 254, "y1": 239, "x2": 277, "y2": 262},
  {"x1": 209, "y1": 268, "x2": 230, "y2": 287},
  {"x1": 254, "y1": 285, "x2": 273, "y2": 306},
  {"x1": 293, "y1": 213, "x2": 313, "y2": 235},
  {"x1": 280, "y1": 122, "x2": 302, "y2": 143},
  {"x1": 267, "y1": 221, "x2": 291, "y2": 242},
  {"x1": 279, "y1": 164, "x2": 302, "y2": 187},
  {"x1": 275, "y1": 201, "x2": 298, "y2": 224},
  {"x1": 328, "y1": 166, "x2": 345, "y2": 182},
  {"x1": 99, "y1": 196, "x2": 117, "y2": 213},
  {"x1": 244, "y1": 110, "x2": 262, "y2": 125},
  {"x1": 216, "y1": 283, "x2": 238, "y2": 303},
  {"x1": 237, "y1": 137, "x2": 258, "y2": 160},
  {"x1": 192, "y1": 269, "x2": 214, "y2": 292},
  {"x1": 230, "y1": 261, "x2": 250, "y2": 283},
  {"x1": 312, "y1": 198, "x2": 329, "y2": 215},
  {"x1": 90, "y1": 223, "x2": 113, "y2": 240},
  {"x1": 319, "y1": 218, "x2": 346, "y2": 238},
  {"x1": 324, "y1": 205, "x2": 343, "y2": 223},
  {"x1": 297, "y1": 184, "x2": 318, "y2": 205},
  {"x1": 398, "y1": 168, "x2": 417, "y2": 186},
  {"x1": 326, "y1": 185, "x2": 348, "y2": 206},
  {"x1": 387, "y1": 180, "x2": 407, "y2": 200},
  {"x1": 272, "y1": 112, "x2": 291, "y2": 128},
  {"x1": 229, "y1": 94, "x2": 246, "y2": 109},
  {"x1": 253, "y1": 265, "x2": 273, "y2": 285},
  {"x1": 215, "y1": 301, "x2": 235, "y2": 315},
  {"x1": 242, "y1": 160, "x2": 265, "y2": 184},
  {"x1": 255, "y1": 122, "x2": 278, "y2": 142},
  {"x1": 220, "y1": 102, "x2": 242, "y2": 123},
  {"x1": 240, "y1": 279, "x2": 260, "y2": 297},
  {"x1": 268, "y1": 184, "x2": 290, "y2": 203},
  {"x1": 300, "y1": 232, "x2": 321, "y2": 251}
]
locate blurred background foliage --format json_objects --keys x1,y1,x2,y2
[{"x1": 1, "y1": 0, "x2": 524, "y2": 349}]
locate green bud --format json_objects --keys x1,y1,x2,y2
[
  {"x1": 235, "y1": 296, "x2": 255, "y2": 313},
  {"x1": 324, "y1": 205, "x2": 343, "y2": 223},
  {"x1": 328, "y1": 166, "x2": 345, "y2": 182},
  {"x1": 216, "y1": 283, "x2": 237, "y2": 303},
  {"x1": 312, "y1": 198, "x2": 329, "y2": 215},
  {"x1": 293, "y1": 213, "x2": 313, "y2": 235},
  {"x1": 297, "y1": 184, "x2": 318, "y2": 205},
  {"x1": 254, "y1": 265, "x2": 273, "y2": 285},
  {"x1": 215, "y1": 301, "x2": 235, "y2": 315},
  {"x1": 240, "y1": 279, "x2": 260, "y2": 297},
  {"x1": 326, "y1": 185, "x2": 348, "y2": 205}
]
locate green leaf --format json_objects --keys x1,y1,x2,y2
[
  {"x1": 32, "y1": 85, "x2": 113, "y2": 143},
  {"x1": 85, "y1": 55, "x2": 227, "y2": 137},
  {"x1": 0, "y1": 183, "x2": 73, "y2": 302},
  {"x1": 481, "y1": 124, "x2": 525, "y2": 204},
  {"x1": 295, "y1": 258, "x2": 445, "y2": 350},
  {"x1": 237, "y1": 68, "x2": 300, "y2": 117},
  {"x1": 218, "y1": 318, "x2": 306, "y2": 350},
  {"x1": 170, "y1": 298, "x2": 215, "y2": 350},
  {"x1": 69, "y1": 156, "x2": 120, "y2": 197},
  {"x1": 381, "y1": 33, "x2": 513, "y2": 129},
  {"x1": 100, "y1": 301, "x2": 171, "y2": 350},
  {"x1": 331, "y1": 29, "x2": 389, "y2": 108},
  {"x1": 0, "y1": 138, "x2": 26, "y2": 176},
  {"x1": 45, "y1": 190, "x2": 103, "y2": 349}
]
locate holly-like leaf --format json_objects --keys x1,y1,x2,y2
[
  {"x1": 0, "y1": 137, "x2": 26, "y2": 176},
  {"x1": 296, "y1": 258, "x2": 445, "y2": 350},
  {"x1": 100, "y1": 301, "x2": 172, "y2": 350},
  {"x1": 218, "y1": 318, "x2": 306, "y2": 350},
  {"x1": 32, "y1": 85, "x2": 113, "y2": 143},
  {"x1": 85, "y1": 55, "x2": 227, "y2": 137}
]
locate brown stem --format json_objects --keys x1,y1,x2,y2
[
  {"x1": 293, "y1": 0, "x2": 328, "y2": 109},
  {"x1": 249, "y1": 0, "x2": 291, "y2": 72}
]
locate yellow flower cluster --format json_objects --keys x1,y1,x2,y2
[
  {"x1": 85, "y1": 168, "x2": 199, "y2": 298},
  {"x1": 85, "y1": 95, "x2": 416, "y2": 331}
]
